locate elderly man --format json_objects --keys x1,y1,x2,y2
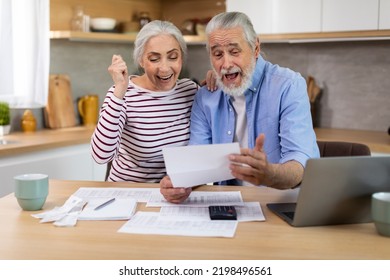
[{"x1": 160, "y1": 12, "x2": 319, "y2": 203}]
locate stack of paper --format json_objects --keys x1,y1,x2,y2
[
  {"x1": 158, "y1": 202, "x2": 265, "y2": 222},
  {"x1": 34, "y1": 186, "x2": 266, "y2": 237},
  {"x1": 118, "y1": 211, "x2": 238, "y2": 238}
]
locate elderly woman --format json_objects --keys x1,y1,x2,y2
[{"x1": 91, "y1": 20, "x2": 199, "y2": 182}]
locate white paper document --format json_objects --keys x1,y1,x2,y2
[
  {"x1": 162, "y1": 142, "x2": 240, "y2": 187},
  {"x1": 158, "y1": 202, "x2": 265, "y2": 222},
  {"x1": 73, "y1": 187, "x2": 159, "y2": 203},
  {"x1": 32, "y1": 195, "x2": 86, "y2": 227},
  {"x1": 118, "y1": 211, "x2": 238, "y2": 238},
  {"x1": 78, "y1": 197, "x2": 137, "y2": 220},
  {"x1": 146, "y1": 191, "x2": 244, "y2": 207}
]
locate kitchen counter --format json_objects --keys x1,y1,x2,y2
[
  {"x1": 0, "y1": 126, "x2": 95, "y2": 157},
  {"x1": 0, "y1": 127, "x2": 389, "y2": 157}
]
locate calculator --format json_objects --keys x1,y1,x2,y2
[{"x1": 209, "y1": 205, "x2": 237, "y2": 220}]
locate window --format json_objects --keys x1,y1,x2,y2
[{"x1": 0, "y1": 0, "x2": 49, "y2": 108}]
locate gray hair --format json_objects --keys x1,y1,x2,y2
[
  {"x1": 205, "y1": 12, "x2": 258, "y2": 52},
  {"x1": 133, "y1": 20, "x2": 187, "y2": 67}
]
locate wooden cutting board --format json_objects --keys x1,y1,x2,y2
[{"x1": 44, "y1": 74, "x2": 77, "y2": 128}]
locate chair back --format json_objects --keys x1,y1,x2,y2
[
  {"x1": 317, "y1": 141, "x2": 371, "y2": 157},
  {"x1": 105, "y1": 161, "x2": 112, "y2": 181}
]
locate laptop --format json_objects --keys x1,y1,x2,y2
[{"x1": 267, "y1": 156, "x2": 390, "y2": 227}]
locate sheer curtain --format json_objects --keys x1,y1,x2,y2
[{"x1": 0, "y1": 0, "x2": 50, "y2": 108}]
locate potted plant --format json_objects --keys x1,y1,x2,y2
[{"x1": 0, "y1": 102, "x2": 11, "y2": 136}]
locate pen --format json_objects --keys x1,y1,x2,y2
[{"x1": 94, "y1": 198, "x2": 115, "y2": 211}]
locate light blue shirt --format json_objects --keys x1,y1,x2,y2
[{"x1": 189, "y1": 56, "x2": 319, "y2": 185}]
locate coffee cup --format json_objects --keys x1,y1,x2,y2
[
  {"x1": 371, "y1": 192, "x2": 390, "y2": 237},
  {"x1": 14, "y1": 174, "x2": 49, "y2": 211}
]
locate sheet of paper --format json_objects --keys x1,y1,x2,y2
[
  {"x1": 72, "y1": 187, "x2": 159, "y2": 203},
  {"x1": 158, "y1": 202, "x2": 265, "y2": 222},
  {"x1": 163, "y1": 142, "x2": 240, "y2": 187},
  {"x1": 118, "y1": 211, "x2": 237, "y2": 238},
  {"x1": 32, "y1": 195, "x2": 85, "y2": 223},
  {"x1": 236, "y1": 202, "x2": 265, "y2": 222},
  {"x1": 53, "y1": 211, "x2": 79, "y2": 227},
  {"x1": 146, "y1": 191, "x2": 244, "y2": 207},
  {"x1": 78, "y1": 198, "x2": 137, "y2": 220}
]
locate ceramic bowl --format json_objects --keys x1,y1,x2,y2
[{"x1": 90, "y1": 18, "x2": 117, "y2": 31}]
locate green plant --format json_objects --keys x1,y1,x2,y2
[{"x1": 0, "y1": 102, "x2": 11, "y2": 126}]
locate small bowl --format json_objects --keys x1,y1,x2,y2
[{"x1": 90, "y1": 18, "x2": 117, "y2": 31}]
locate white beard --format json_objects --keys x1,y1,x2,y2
[{"x1": 213, "y1": 57, "x2": 256, "y2": 97}]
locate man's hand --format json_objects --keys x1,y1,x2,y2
[
  {"x1": 160, "y1": 176, "x2": 192, "y2": 203},
  {"x1": 229, "y1": 133, "x2": 272, "y2": 186},
  {"x1": 229, "y1": 133, "x2": 304, "y2": 189}
]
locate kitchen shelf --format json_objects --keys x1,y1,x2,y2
[
  {"x1": 50, "y1": 31, "x2": 137, "y2": 43},
  {"x1": 50, "y1": 29, "x2": 390, "y2": 44},
  {"x1": 260, "y1": 29, "x2": 390, "y2": 43},
  {"x1": 50, "y1": 30, "x2": 207, "y2": 45}
]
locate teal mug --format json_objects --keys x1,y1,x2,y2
[
  {"x1": 371, "y1": 192, "x2": 390, "y2": 237},
  {"x1": 14, "y1": 174, "x2": 49, "y2": 211}
]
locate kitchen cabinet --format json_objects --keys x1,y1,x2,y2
[
  {"x1": 225, "y1": 0, "x2": 390, "y2": 43},
  {"x1": 379, "y1": 0, "x2": 390, "y2": 29},
  {"x1": 50, "y1": 0, "x2": 390, "y2": 44},
  {"x1": 226, "y1": 0, "x2": 322, "y2": 34},
  {"x1": 322, "y1": 0, "x2": 379, "y2": 32},
  {"x1": 0, "y1": 144, "x2": 106, "y2": 197},
  {"x1": 226, "y1": 0, "x2": 272, "y2": 34}
]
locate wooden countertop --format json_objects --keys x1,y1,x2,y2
[
  {"x1": 0, "y1": 126, "x2": 389, "y2": 157},
  {"x1": 0, "y1": 126, "x2": 95, "y2": 157}
]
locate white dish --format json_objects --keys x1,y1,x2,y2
[{"x1": 90, "y1": 18, "x2": 116, "y2": 30}]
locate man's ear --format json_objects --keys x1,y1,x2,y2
[{"x1": 254, "y1": 38, "x2": 261, "y2": 58}]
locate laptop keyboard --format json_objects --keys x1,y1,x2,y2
[{"x1": 282, "y1": 211, "x2": 295, "y2": 220}]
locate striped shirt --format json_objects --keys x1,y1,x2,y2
[{"x1": 91, "y1": 77, "x2": 199, "y2": 182}]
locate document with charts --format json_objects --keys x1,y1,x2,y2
[
  {"x1": 146, "y1": 191, "x2": 244, "y2": 207},
  {"x1": 158, "y1": 202, "x2": 265, "y2": 222},
  {"x1": 118, "y1": 211, "x2": 238, "y2": 238},
  {"x1": 72, "y1": 187, "x2": 159, "y2": 202}
]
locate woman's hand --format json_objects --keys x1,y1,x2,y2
[
  {"x1": 200, "y1": 70, "x2": 218, "y2": 92},
  {"x1": 108, "y1": 54, "x2": 129, "y2": 99}
]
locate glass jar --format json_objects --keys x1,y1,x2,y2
[
  {"x1": 139, "y1": 12, "x2": 151, "y2": 29},
  {"x1": 71, "y1": 6, "x2": 84, "y2": 31}
]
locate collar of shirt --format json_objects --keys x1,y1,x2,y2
[{"x1": 248, "y1": 55, "x2": 266, "y2": 94}]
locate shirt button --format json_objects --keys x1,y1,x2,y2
[{"x1": 227, "y1": 131, "x2": 232, "y2": 135}]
